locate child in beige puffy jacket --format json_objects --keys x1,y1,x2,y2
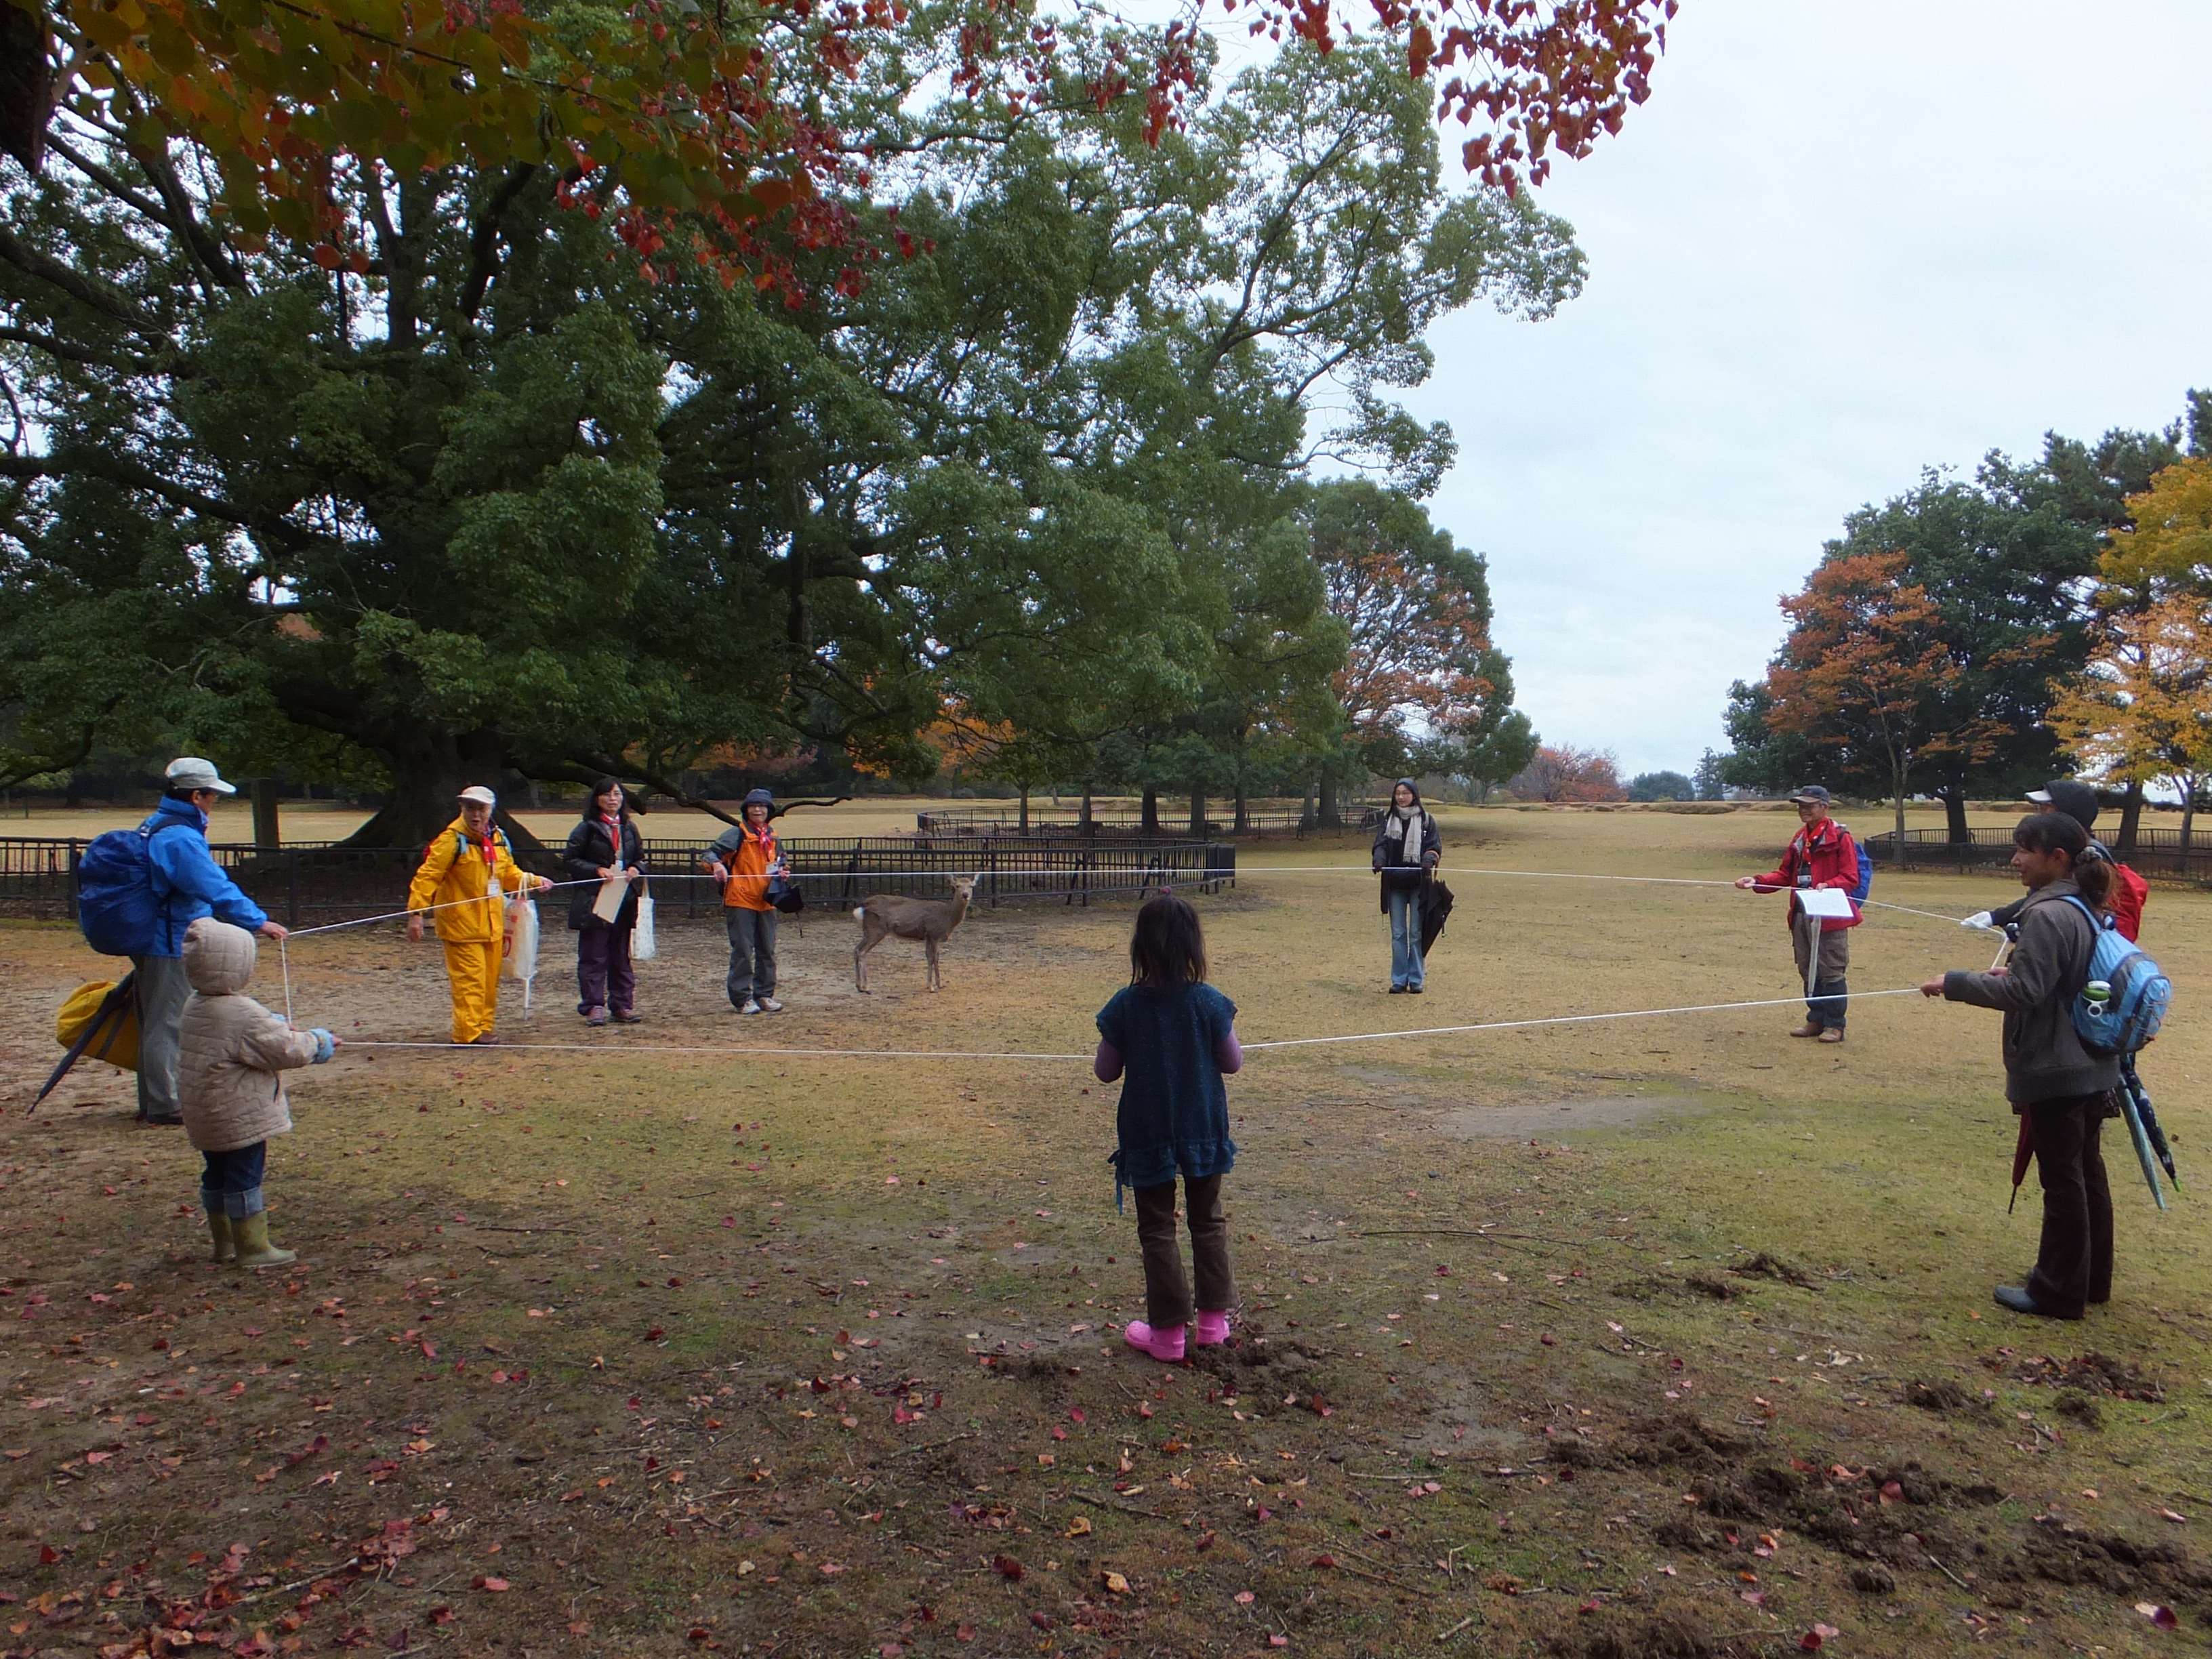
[{"x1": 177, "y1": 918, "x2": 338, "y2": 1267}]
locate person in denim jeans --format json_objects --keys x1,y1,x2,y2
[{"x1": 1372, "y1": 778, "x2": 1440, "y2": 994}]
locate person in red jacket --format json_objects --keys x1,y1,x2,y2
[
  {"x1": 1735, "y1": 785, "x2": 1862, "y2": 1044},
  {"x1": 1972, "y1": 779, "x2": 2146, "y2": 941}
]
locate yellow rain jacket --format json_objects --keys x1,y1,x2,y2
[{"x1": 407, "y1": 819, "x2": 542, "y2": 943}]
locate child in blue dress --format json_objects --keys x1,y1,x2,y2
[{"x1": 1095, "y1": 893, "x2": 1244, "y2": 1362}]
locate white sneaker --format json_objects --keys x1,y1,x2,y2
[
  {"x1": 756, "y1": 996, "x2": 785, "y2": 1012},
  {"x1": 739, "y1": 1000, "x2": 761, "y2": 1015}
]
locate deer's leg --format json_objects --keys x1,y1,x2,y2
[
  {"x1": 853, "y1": 920, "x2": 874, "y2": 993},
  {"x1": 926, "y1": 936, "x2": 941, "y2": 991}
]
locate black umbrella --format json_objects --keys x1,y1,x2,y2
[
  {"x1": 1420, "y1": 879, "x2": 1454, "y2": 959},
  {"x1": 33, "y1": 972, "x2": 136, "y2": 1112}
]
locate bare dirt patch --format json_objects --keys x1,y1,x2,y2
[{"x1": 1435, "y1": 1094, "x2": 1698, "y2": 1139}]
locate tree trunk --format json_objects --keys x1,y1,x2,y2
[
  {"x1": 2117, "y1": 778, "x2": 2144, "y2": 857},
  {"x1": 1019, "y1": 785, "x2": 1030, "y2": 832},
  {"x1": 1300, "y1": 784, "x2": 1315, "y2": 830},
  {"x1": 1942, "y1": 790, "x2": 1970, "y2": 844},
  {"x1": 338, "y1": 729, "x2": 554, "y2": 867},
  {"x1": 250, "y1": 778, "x2": 282, "y2": 848},
  {"x1": 1234, "y1": 784, "x2": 1249, "y2": 835},
  {"x1": 1189, "y1": 789, "x2": 1207, "y2": 838},
  {"x1": 1080, "y1": 785, "x2": 1094, "y2": 832},
  {"x1": 1141, "y1": 788, "x2": 1160, "y2": 833},
  {"x1": 1892, "y1": 762, "x2": 1908, "y2": 869},
  {"x1": 1318, "y1": 774, "x2": 1341, "y2": 830},
  {"x1": 2182, "y1": 780, "x2": 2196, "y2": 857}
]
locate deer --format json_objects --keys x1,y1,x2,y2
[{"x1": 853, "y1": 875, "x2": 979, "y2": 993}]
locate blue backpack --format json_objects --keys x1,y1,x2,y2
[
  {"x1": 76, "y1": 821, "x2": 186, "y2": 957},
  {"x1": 2060, "y1": 895, "x2": 2171, "y2": 1055}
]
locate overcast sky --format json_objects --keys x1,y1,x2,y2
[{"x1": 1392, "y1": 1, "x2": 2212, "y2": 781}]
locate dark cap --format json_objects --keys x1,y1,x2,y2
[
  {"x1": 2026, "y1": 778, "x2": 2098, "y2": 831},
  {"x1": 1788, "y1": 785, "x2": 1830, "y2": 806}
]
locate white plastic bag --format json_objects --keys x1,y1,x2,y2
[
  {"x1": 632, "y1": 893, "x2": 657, "y2": 962},
  {"x1": 503, "y1": 882, "x2": 541, "y2": 1008}
]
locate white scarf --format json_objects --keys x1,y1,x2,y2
[{"x1": 1382, "y1": 805, "x2": 1425, "y2": 859}]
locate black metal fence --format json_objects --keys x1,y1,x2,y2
[
  {"x1": 914, "y1": 800, "x2": 1375, "y2": 838},
  {"x1": 0, "y1": 834, "x2": 1234, "y2": 928},
  {"x1": 1862, "y1": 825, "x2": 2212, "y2": 880}
]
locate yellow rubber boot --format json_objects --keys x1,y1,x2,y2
[
  {"x1": 232, "y1": 1212, "x2": 297, "y2": 1269},
  {"x1": 206, "y1": 1212, "x2": 235, "y2": 1265}
]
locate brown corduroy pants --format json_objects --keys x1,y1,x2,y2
[{"x1": 1133, "y1": 1174, "x2": 1233, "y2": 1328}]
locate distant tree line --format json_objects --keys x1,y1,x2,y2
[{"x1": 1719, "y1": 393, "x2": 2212, "y2": 851}]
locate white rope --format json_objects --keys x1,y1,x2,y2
[
  {"x1": 341, "y1": 985, "x2": 1931, "y2": 1064},
  {"x1": 283, "y1": 877, "x2": 601, "y2": 937},
  {"x1": 628, "y1": 864, "x2": 1978, "y2": 928},
  {"x1": 349, "y1": 1040, "x2": 1092, "y2": 1060},
  {"x1": 279, "y1": 934, "x2": 294, "y2": 1026},
  {"x1": 1238, "y1": 987, "x2": 1926, "y2": 1052}
]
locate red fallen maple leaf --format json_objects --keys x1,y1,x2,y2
[
  {"x1": 1310, "y1": 1555, "x2": 1337, "y2": 1568},
  {"x1": 419, "y1": 1340, "x2": 437, "y2": 1359},
  {"x1": 473, "y1": 1576, "x2": 510, "y2": 1592},
  {"x1": 644, "y1": 1327, "x2": 667, "y2": 1340},
  {"x1": 1194, "y1": 1532, "x2": 1216, "y2": 1551},
  {"x1": 1069, "y1": 1408, "x2": 1086, "y2": 1423},
  {"x1": 287, "y1": 1435, "x2": 330, "y2": 1467},
  {"x1": 992, "y1": 1555, "x2": 1024, "y2": 1580},
  {"x1": 38, "y1": 1543, "x2": 60, "y2": 1564},
  {"x1": 430, "y1": 1607, "x2": 455, "y2": 1625}
]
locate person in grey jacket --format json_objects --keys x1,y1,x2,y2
[
  {"x1": 1921, "y1": 813, "x2": 2121, "y2": 1319},
  {"x1": 1371, "y1": 778, "x2": 1441, "y2": 994}
]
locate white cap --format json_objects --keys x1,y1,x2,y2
[
  {"x1": 457, "y1": 785, "x2": 498, "y2": 808},
  {"x1": 165, "y1": 756, "x2": 237, "y2": 795}
]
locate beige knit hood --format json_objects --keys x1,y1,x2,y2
[
  {"x1": 184, "y1": 917, "x2": 257, "y2": 996},
  {"x1": 177, "y1": 918, "x2": 318, "y2": 1152}
]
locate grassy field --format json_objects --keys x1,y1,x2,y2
[{"x1": 3, "y1": 806, "x2": 2209, "y2": 1658}]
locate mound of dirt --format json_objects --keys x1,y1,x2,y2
[
  {"x1": 1990, "y1": 1351, "x2": 2167, "y2": 1401},
  {"x1": 1902, "y1": 1377, "x2": 1987, "y2": 1413},
  {"x1": 1730, "y1": 1251, "x2": 1819, "y2": 1288},
  {"x1": 1563, "y1": 1610, "x2": 1714, "y2": 1658},
  {"x1": 1616, "y1": 1414, "x2": 1753, "y2": 1475}
]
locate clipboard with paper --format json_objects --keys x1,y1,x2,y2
[
  {"x1": 1793, "y1": 887, "x2": 1854, "y2": 921},
  {"x1": 591, "y1": 874, "x2": 631, "y2": 924}
]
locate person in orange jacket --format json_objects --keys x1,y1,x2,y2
[
  {"x1": 1735, "y1": 785, "x2": 1863, "y2": 1044},
  {"x1": 405, "y1": 786, "x2": 553, "y2": 1045},
  {"x1": 703, "y1": 787, "x2": 787, "y2": 1013}
]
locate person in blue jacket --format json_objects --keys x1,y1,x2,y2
[{"x1": 131, "y1": 758, "x2": 289, "y2": 1125}]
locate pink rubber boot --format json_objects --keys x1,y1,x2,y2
[
  {"x1": 1122, "y1": 1319, "x2": 1186, "y2": 1362},
  {"x1": 1192, "y1": 1310, "x2": 1231, "y2": 1347}
]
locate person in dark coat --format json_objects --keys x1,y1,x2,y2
[
  {"x1": 1921, "y1": 813, "x2": 2123, "y2": 1319},
  {"x1": 1371, "y1": 778, "x2": 1441, "y2": 994},
  {"x1": 563, "y1": 778, "x2": 647, "y2": 1025}
]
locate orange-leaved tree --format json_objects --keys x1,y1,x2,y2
[
  {"x1": 1312, "y1": 480, "x2": 1527, "y2": 808},
  {"x1": 1507, "y1": 743, "x2": 1622, "y2": 802},
  {"x1": 2100, "y1": 456, "x2": 2212, "y2": 606},
  {"x1": 2050, "y1": 596, "x2": 2212, "y2": 852},
  {"x1": 1760, "y1": 549, "x2": 1982, "y2": 851}
]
